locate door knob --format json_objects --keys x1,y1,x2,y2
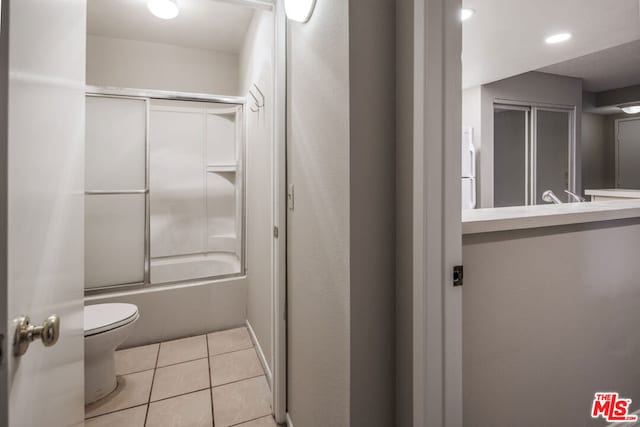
[{"x1": 13, "y1": 315, "x2": 60, "y2": 356}]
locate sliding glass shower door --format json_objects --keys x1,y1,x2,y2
[
  {"x1": 534, "y1": 109, "x2": 571, "y2": 204},
  {"x1": 84, "y1": 91, "x2": 245, "y2": 292},
  {"x1": 494, "y1": 105, "x2": 529, "y2": 207},
  {"x1": 85, "y1": 95, "x2": 148, "y2": 289},
  {"x1": 493, "y1": 103, "x2": 574, "y2": 207}
]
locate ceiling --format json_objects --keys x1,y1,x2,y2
[
  {"x1": 538, "y1": 39, "x2": 640, "y2": 92},
  {"x1": 87, "y1": 0, "x2": 255, "y2": 54},
  {"x1": 462, "y1": 0, "x2": 640, "y2": 89}
]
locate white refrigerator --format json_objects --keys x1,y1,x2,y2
[{"x1": 462, "y1": 127, "x2": 476, "y2": 209}]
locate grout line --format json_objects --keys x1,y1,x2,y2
[
  {"x1": 149, "y1": 387, "x2": 211, "y2": 405},
  {"x1": 87, "y1": 387, "x2": 222, "y2": 422},
  {"x1": 115, "y1": 366, "x2": 159, "y2": 376},
  {"x1": 209, "y1": 344, "x2": 255, "y2": 359},
  {"x1": 144, "y1": 343, "x2": 161, "y2": 426},
  {"x1": 227, "y1": 413, "x2": 275, "y2": 427},
  {"x1": 212, "y1": 374, "x2": 265, "y2": 389},
  {"x1": 97, "y1": 329, "x2": 256, "y2": 425},
  {"x1": 84, "y1": 403, "x2": 148, "y2": 421},
  {"x1": 118, "y1": 342, "x2": 251, "y2": 374},
  {"x1": 157, "y1": 355, "x2": 210, "y2": 370},
  {"x1": 206, "y1": 333, "x2": 216, "y2": 426}
]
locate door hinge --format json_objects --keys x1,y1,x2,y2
[
  {"x1": 273, "y1": 226, "x2": 279, "y2": 238},
  {"x1": 453, "y1": 265, "x2": 464, "y2": 287}
]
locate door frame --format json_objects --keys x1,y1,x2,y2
[
  {"x1": 614, "y1": 117, "x2": 640, "y2": 188},
  {"x1": 271, "y1": 0, "x2": 287, "y2": 423},
  {"x1": 0, "y1": 0, "x2": 9, "y2": 424},
  {"x1": 413, "y1": 0, "x2": 462, "y2": 426},
  {"x1": 225, "y1": 0, "x2": 288, "y2": 422}
]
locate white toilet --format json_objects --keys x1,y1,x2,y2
[{"x1": 84, "y1": 303, "x2": 139, "y2": 404}]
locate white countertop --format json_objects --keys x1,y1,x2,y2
[
  {"x1": 462, "y1": 200, "x2": 640, "y2": 235},
  {"x1": 585, "y1": 189, "x2": 640, "y2": 198}
]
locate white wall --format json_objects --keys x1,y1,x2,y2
[
  {"x1": 86, "y1": 35, "x2": 239, "y2": 95},
  {"x1": 463, "y1": 218, "x2": 640, "y2": 427},
  {"x1": 240, "y1": 10, "x2": 275, "y2": 376},
  {"x1": 239, "y1": 12, "x2": 273, "y2": 96},
  {"x1": 287, "y1": 0, "x2": 351, "y2": 424},
  {"x1": 287, "y1": 0, "x2": 396, "y2": 425},
  {"x1": 479, "y1": 72, "x2": 583, "y2": 207}
]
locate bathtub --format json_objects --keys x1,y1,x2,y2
[
  {"x1": 150, "y1": 252, "x2": 241, "y2": 284},
  {"x1": 85, "y1": 275, "x2": 247, "y2": 347}
]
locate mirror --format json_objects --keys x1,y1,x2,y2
[{"x1": 461, "y1": 2, "x2": 640, "y2": 208}]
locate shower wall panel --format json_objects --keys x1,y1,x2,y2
[
  {"x1": 149, "y1": 102, "x2": 242, "y2": 284},
  {"x1": 149, "y1": 109, "x2": 206, "y2": 258}
]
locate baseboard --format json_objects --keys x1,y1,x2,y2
[
  {"x1": 245, "y1": 319, "x2": 273, "y2": 388},
  {"x1": 286, "y1": 413, "x2": 294, "y2": 427}
]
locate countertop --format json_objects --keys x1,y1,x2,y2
[
  {"x1": 462, "y1": 200, "x2": 640, "y2": 235},
  {"x1": 585, "y1": 189, "x2": 640, "y2": 198}
]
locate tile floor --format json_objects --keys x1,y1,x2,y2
[{"x1": 85, "y1": 327, "x2": 278, "y2": 427}]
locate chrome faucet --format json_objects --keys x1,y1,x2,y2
[
  {"x1": 564, "y1": 190, "x2": 586, "y2": 203},
  {"x1": 542, "y1": 190, "x2": 563, "y2": 204}
]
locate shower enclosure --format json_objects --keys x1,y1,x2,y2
[
  {"x1": 85, "y1": 87, "x2": 245, "y2": 292},
  {"x1": 493, "y1": 102, "x2": 575, "y2": 207}
]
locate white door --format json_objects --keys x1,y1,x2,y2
[
  {"x1": 0, "y1": 1, "x2": 86, "y2": 426},
  {"x1": 617, "y1": 118, "x2": 640, "y2": 189}
]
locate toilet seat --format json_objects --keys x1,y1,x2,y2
[{"x1": 84, "y1": 303, "x2": 139, "y2": 337}]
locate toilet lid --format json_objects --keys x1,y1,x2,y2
[{"x1": 84, "y1": 303, "x2": 139, "y2": 337}]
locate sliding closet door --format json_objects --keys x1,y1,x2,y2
[
  {"x1": 85, "y1": 96, "x2": 147, "y2": 289},
  {"x1": 535, "y1": 109, "x2": 571, "y2": 204},
  {"x1": 494, "y1": 106, "x2": 528, "y2": 207}
]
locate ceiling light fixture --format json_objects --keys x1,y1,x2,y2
[
  {"x1": 285, "y1": 0, "x2": 316, "y2": 23},
  {"x1": 545, "y1": 32, "x2": 572, "y2": 44},
  {"x1": 620, "y1": 104, "x2": 640, "y2": 115},
  {"x1": 461, "y1": 8, "x2": 475, "y2": 22},
  {"x1": 147, "y1": 0, "x2": 179, "y2": 20}
]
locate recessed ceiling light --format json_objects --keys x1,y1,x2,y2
[
  {"x1": 545, "y1": 32, "x2": 572, "y2": 44},
  {"x1": 461, "y1": 8, "x2": 475, "y2": 21},
  {"x1": 620, "y1": 104, "x2": 640, "y2": 114},
  {"x1": 148, "y1": 0, "x2": 179, "y2": 20}
]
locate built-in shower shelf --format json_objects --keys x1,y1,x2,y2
[{"x1": 206, "y1": 164, "x2": 237, "y2": 173}]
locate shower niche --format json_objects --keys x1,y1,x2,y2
[{"x1": 85, "y1": 93, "x2": 244, "y2": 290}]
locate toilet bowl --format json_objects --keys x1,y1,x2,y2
[{"x1": 84, "y1": 303, "x2": 139, "y2": 404}]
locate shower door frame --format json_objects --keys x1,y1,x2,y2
[
  {"x1": 84, "y1": 86, "x2": 247, "y2": 293},
  {"x1": 84, "y1": 92, "x2": 152, "y2": 289}
]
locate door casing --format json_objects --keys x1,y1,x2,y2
[
  {"x1": 413, "y1": 0, "x2": 463, "y2": 426},
  {"x1": 615, "y1": 117, "x2": 640, "y2": 189}
]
